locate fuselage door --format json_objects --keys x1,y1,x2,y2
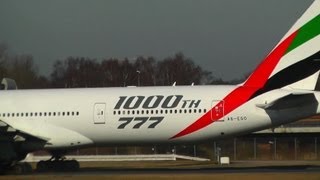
[
  {"x1": 93, "y1": 103, "x2": 106, "y2": 124},
  {"x1": 211, "y1": 100, "x2": 224, "y2": 121}
]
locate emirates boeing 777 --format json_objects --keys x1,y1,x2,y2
[{"x1": 1, "y1": 0, "x2": 320, "y2": 174}]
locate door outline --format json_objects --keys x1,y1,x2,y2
[
  {"x1": 93, "y1": 103, "x2": 106, "y2": 124},
  {"x1": 211, "y1": 100, "x2": 224, "y2": 121}
]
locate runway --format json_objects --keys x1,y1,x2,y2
[
  {"x1": 34, "y1": 165, "x2": 320, "y2": 175},
  {"x1": 2, "y1": 161, "x2": 320, "y2": 179}
]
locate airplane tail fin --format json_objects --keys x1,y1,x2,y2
[
  {"x1": 171, "y1": 1, "x2": 320, "y2": 140},
  {"x1": 243, "y1": 0, "x2": 320, "y2": 93}
]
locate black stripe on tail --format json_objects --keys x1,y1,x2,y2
[{"x1": 251, "y1": 51, "x2": 320, "y2": 99}]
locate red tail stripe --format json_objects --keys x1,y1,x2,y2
[
  {"x1": 244, "y1": 31, "x2": 298, "y2": 88},
  {"x1": 171, "y1": 31, "x2": 298, "y2": 139}
]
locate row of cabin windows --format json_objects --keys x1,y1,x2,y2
[
  {"x1": 113, "y1": 108, "x2": 207, "y2": 115},
  {"x1": 0, "y1": 111, "x2": 80, "y2": 118}
]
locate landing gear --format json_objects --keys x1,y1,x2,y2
[
  {"x1": 1, "y1": 162, "x2": 33, "y2": 175},
  {"x1": 36, "y1": 156, "x2": 79, "y2": 172},
  {"x1": 11, "y1": 162, "x2": 33, "y2": 174}
]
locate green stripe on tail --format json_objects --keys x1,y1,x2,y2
[{"x1": 286, "y1": 14, "x2": 320, "y2": 54}]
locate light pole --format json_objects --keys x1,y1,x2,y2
[{"x1": 136, "y1": 70, "x2": 140, "y2": 86}]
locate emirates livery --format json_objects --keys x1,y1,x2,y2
[{"x1": 1, "y1": 0, "x2": 320, "y2": 174}]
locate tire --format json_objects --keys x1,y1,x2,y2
[
  {"x1": 36, "y1": 161, "x2": 47, "y2": 172},
  {"x1": 69, "y1": 160, "x2": 80, "y2": 171},
  {"x1": 22, "y1": 162, "x2": 33, "y2": 174},
  {"x1": 12, "y1": 163, "x2": 24, "y2": 175}
]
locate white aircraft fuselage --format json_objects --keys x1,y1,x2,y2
[{"x1": 1, "y1": 85, "x2": 318, "y2": 151}]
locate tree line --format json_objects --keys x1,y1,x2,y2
[
  {"x1": 50, "y1": 54, "x2": 214, "y2": 88},
  {"x1": 0, "y1": 43, "x2": 247, "y2": 89}
]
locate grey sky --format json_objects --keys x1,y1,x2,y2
[{"x1": 0, "y1": 0, "x2": 313, "y2": 80}]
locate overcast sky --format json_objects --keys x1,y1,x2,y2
[{"x1": 0, "y1": 0, "x2": 313, "y2": 80}]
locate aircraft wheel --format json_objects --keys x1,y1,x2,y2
[
  {"x1": 36, "y1": 161, "x2": 47, "y2": 172},
  {"x1": 59, "y1": 160, "x2": 79, "y2": 171},
  {"x1": 12, "y1": 163, "x2": 24, "y2": 175},
  {"x1": 22, "y1": 162, "x2": 33, "y2": 174},
  {"x1": 36, "y1": 160, "x2": 79, "y2": 172},
  {"x1": 69, "y1": 160, "x2": 79, "y2": 171}
]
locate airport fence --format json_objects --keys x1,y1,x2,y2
[{"x1": 34, "y1": 133, "x2": 320, "y2": 161}]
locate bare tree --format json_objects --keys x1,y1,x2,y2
[
  {"x1": 156, "y1": 53, "x2": 212, "y2": 86},
  {"x1": 8, "y1": 55, "x2": 41, "y2": 89},
  {"x1": 50, "y1": 53, "x2": 213, "y2": 88},
  {"x1": 0, "y1": 43, "x2": 9, "y2": 78}
]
